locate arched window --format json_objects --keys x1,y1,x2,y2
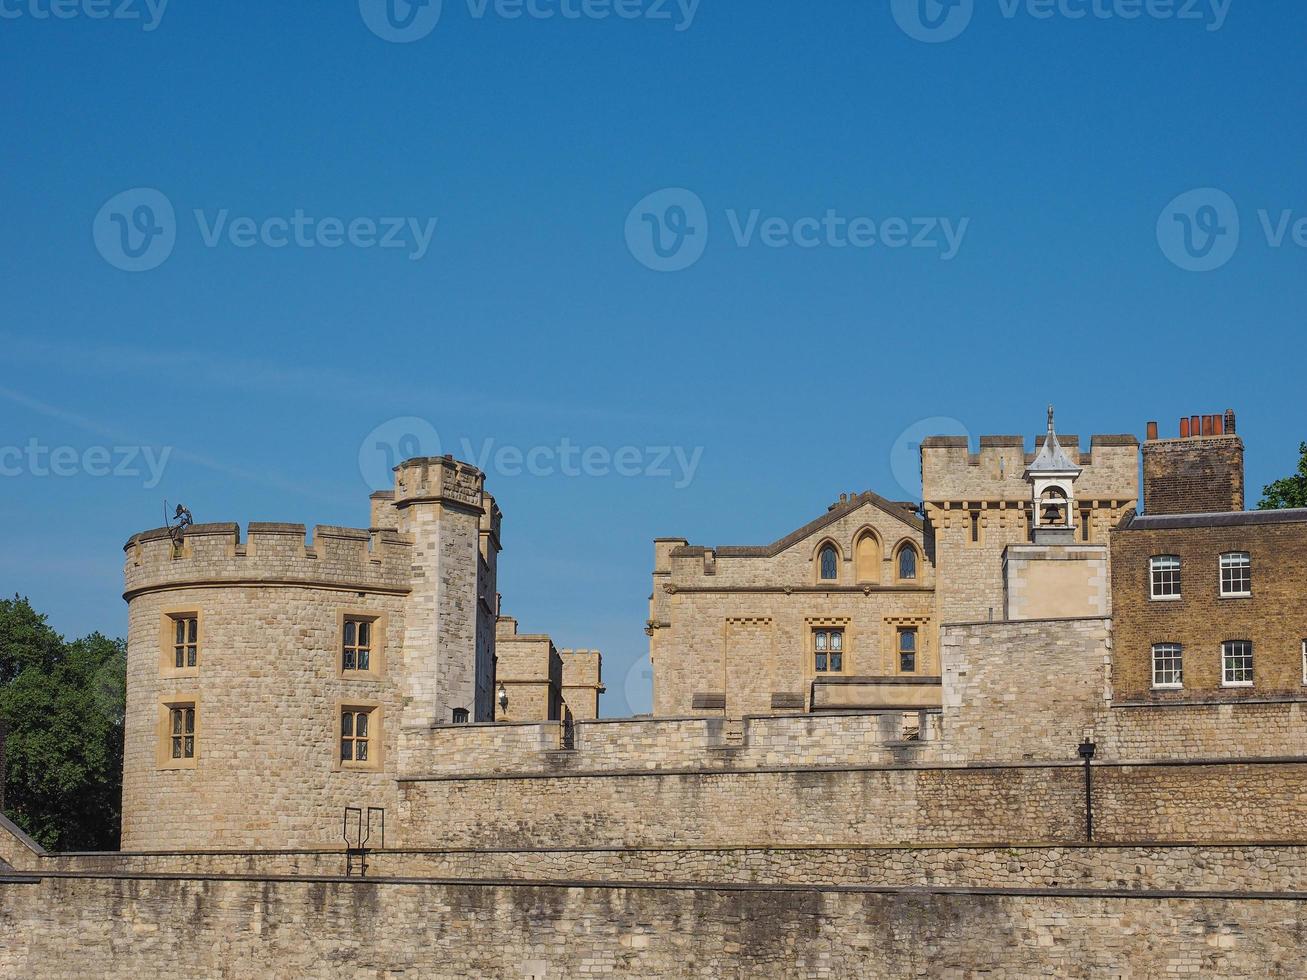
[
  {"x1": 898, "y1": 545, "x2": 918, "y2": 581},
  {"x1": 855, "y1": 533, "x2": 879, "y2": 583},
  {"x1": 818, "y1": 544, "x2": 838, "y2": 581}
]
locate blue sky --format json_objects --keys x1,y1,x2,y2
[{"x1": 1, "y1": 1, "x2": 1304, "y2": 714}]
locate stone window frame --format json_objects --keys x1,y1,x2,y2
[
  {"x1": 896, "y1": 626, "x2": 919, "y2": 674},
  {"x1": 155, "y1": 695, "x2": 199, "y2": 770},
  {"x1": 335, "y1": 701, "x2": 384, "y2": 772},
  {"x1": 814, "y1": 539, "x2": 842, "y2": 584},
  {"x1": 1219, "y1": 552, "x2": 1252, "y2": 599},
  {"x1": 1151, "y1": 643, "x2": 1184, "y2": 690},
  {"x1": 806, "y1": 617, "x2": 851, "y2": 676},
  {"x1": 1221, "y1": 640, "x2": 1254, "y2": 688},
  {"x1": 885, "y1": 615, "x2": 932, "y2": 676},
  {"x1": 337, "y1": 610, "x2": 387, "y2": 681},
  {"x1": 966, "y1": 508, "x2": 985, "y2": 547},
  {"x1": 853, "y1": 528, "x2": 881, "y2": 584},
  {"x1": 1148, "y1": 556, "x2": 1182, "y2": 602},
  {"x1": 159, "y1": 608, "x2": 202, "y2": 679},
  {"x1": 894, "y1": 540, "x2": 920, "y2": 583}
]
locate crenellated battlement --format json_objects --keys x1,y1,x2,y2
[
  {"x1": 921, "y1": 433, "x2": 1139, "y2": 504},
  {"x1": 122, "y1": 521, "x2": 414, "y2": 598},
  {"x1": 393, "y1": 455, "x2": 486, "y2": 512}
]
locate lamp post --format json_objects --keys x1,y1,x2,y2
[
  {"x1": 1078, "y1": 739, "x2": 1097, "y2": 842},
  {"x1": 497, "y1": 683, "x2": 509, "y2": 714}
]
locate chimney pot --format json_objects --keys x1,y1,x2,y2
[
  {"x1": 1224, "y1": 409, "x2": 1237, "y2": 435},
  {"x1": 1202, "y1": 415, "x2": 1214, "y2": 437},
  {"x1": 1146, "y1": 421, "x2": 1159, "y2": 441},
  {"x1": 1179, "y1": 418, "x2": 1190, "y2": 438},
  {"x1": 1190, "y1": 416, "x2": 1202, "y2": 438}
]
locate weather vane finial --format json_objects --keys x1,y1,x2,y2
[{"x1": 1047, "y1": 404, "x2": 1055, "y2": 435}]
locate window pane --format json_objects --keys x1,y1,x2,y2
[
  {"x1": 187, "y1": 646, "x2": 197, "y2": 668},
  {"x1": 820, "y1": 547, "x2": 837, "y2": 580},
  {"x1": 175, "y1": 619, "x2": 185, "y2": 644},
  {"x1": 344, "y1": 621, "x2": 356, "y2": 647},
  {"x1": 341, "y1": 713, "x2": 353, "y2": 736},
  {"x1": 899, "y1": 630, "x2": 916, "y2": 653},
  {"x1": 358, "y1": 621, "x2": 370, "y2": 647},
  {"x1": 175, "y1": 649, "x2": 185, "y2": 669},
  {"x1": 358, "y1": 650, "x2": 370, "y2": 671},
  {"x1": 172, "y1": 736, "x2": 182, "y2": 759},
  {"x1": 183, "y1": 736, "x2": 194, "y2": 758},
  {"x1": 830, "y1": 653, "x2": 842, "y2": 672},
  {"x1": 184, "y1": 708, "x2": 194, "y2": 734},
  {"x1": 830, "y1": 631, "x2": 842, "y2": 652},
  {"x1": 341, "y1": 739, "x2": 353, "y2": 761},
  {"x1": 172, "y1": 710, "x2": 182, "y2": 735},
  {"x1": 356, "y1": 713, "x2": 368, "y2": 738},
  {"x1": 815, "y1": 632, "x2": 827, "y2": 652},
  {"x1": 356, "y1": 740, "x2": 368, "y2": 762},
  {"x1": 900, "y1": 653, "x2": 915, "y2": 673},
  {"x1": 1152, "y1": 644, "x2": 1183, "y2": 686},
  {"x1": 344, "y1": 649, "x2": 356, "y2": 670},
  {"x1": 815, "y1": 653, "x2": 827, "y2": 672},
  {"x1": 899, "y1": 548, "x2": 916, "y2": 579},
  {"x1": 187, "y1": 619, "x2": 197, "y2": 643}
]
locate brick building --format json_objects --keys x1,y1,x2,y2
[{"x1": 1112, "y1": 412, "x2": 1307, "y2": 703}]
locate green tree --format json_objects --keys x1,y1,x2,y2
[
  {"x1": 0, "y1": 597, "x2": 125, "y2": 851},
  {"x1": 1259, "y1": 442, "x2": 1307, "y2": 510}
]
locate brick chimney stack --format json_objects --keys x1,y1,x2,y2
[{"x1": 1142, "y1": 410, "x2": 1244, "y2": 515}]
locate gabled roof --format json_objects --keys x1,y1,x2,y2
[{"x1": 671, "y1": 490, "x2": 922, "y2": 559}]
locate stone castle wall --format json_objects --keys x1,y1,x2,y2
[
  {"x1": 2, "y1": 874, "x2": 1301, "y2": 979},
  {"x1": 396, "y1": 759, "x2": 1307, "y2": 850}
]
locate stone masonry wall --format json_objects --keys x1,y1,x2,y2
[
  {"x1": 397, "y1": 760, "x2": 1307, "y2": 849},
  {"x1": 17, "y1": 842, "x2": 1307, "y2": 894},
  {"x1": 2, "y1": 875, "x2": 1302, "y2": 979}
]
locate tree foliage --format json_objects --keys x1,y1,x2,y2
[
  {"x1": 0, "y1": 597, "x2": 125, "y2": 851},
  {"x1": 1258, "y1": 442, "x2": 1307, "y2": 510}
]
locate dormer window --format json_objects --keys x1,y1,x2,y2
[{"x1": 818, "y1": 545, "x2": 838, "y2": 581}]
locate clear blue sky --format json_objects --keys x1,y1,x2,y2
[{"x1": 2, "y1": 1, "x2": 1304, "y2": 714}]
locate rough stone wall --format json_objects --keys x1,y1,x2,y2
[
  {"x1": 560, "y1": 649, "x2": 602, "y2": 719},
  {"x1": 650, "y1": 497, "x2": 935, "y2": 717},
  {"x1": 121, "y1": 583, "x2": 406, "y2": 851},
  {"x1": 922, "y1": 434, "x2": 1138, "y2": 627},
  {"x1": 940, "y1": 618, "x2": 1110, "y2": 762},
  {"x1": 2, "y1": 875, "x2": 1302, "y2": 979},
  {"x1": 1110, "y1": 517, "x2": 1307, "y2": 702},
  {"x1": 1106, "y1": 701, "x2": 1307, "y2": 759},
  {"x1": 1143, "y1": 434, "x2": 1245, "y2": 515},
  {"x1": 394, "y1": 458, "x2": 490, "y2": 729},
  {"x1": 494, "y1": 627, "x2": 562, "y2": 722},
  {"x1": 397, "y1": 760, "x2": 1307, "y2": 849},
  {"x1": 25, "y1": 842, "x2": 1307, "y2": 893}
]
